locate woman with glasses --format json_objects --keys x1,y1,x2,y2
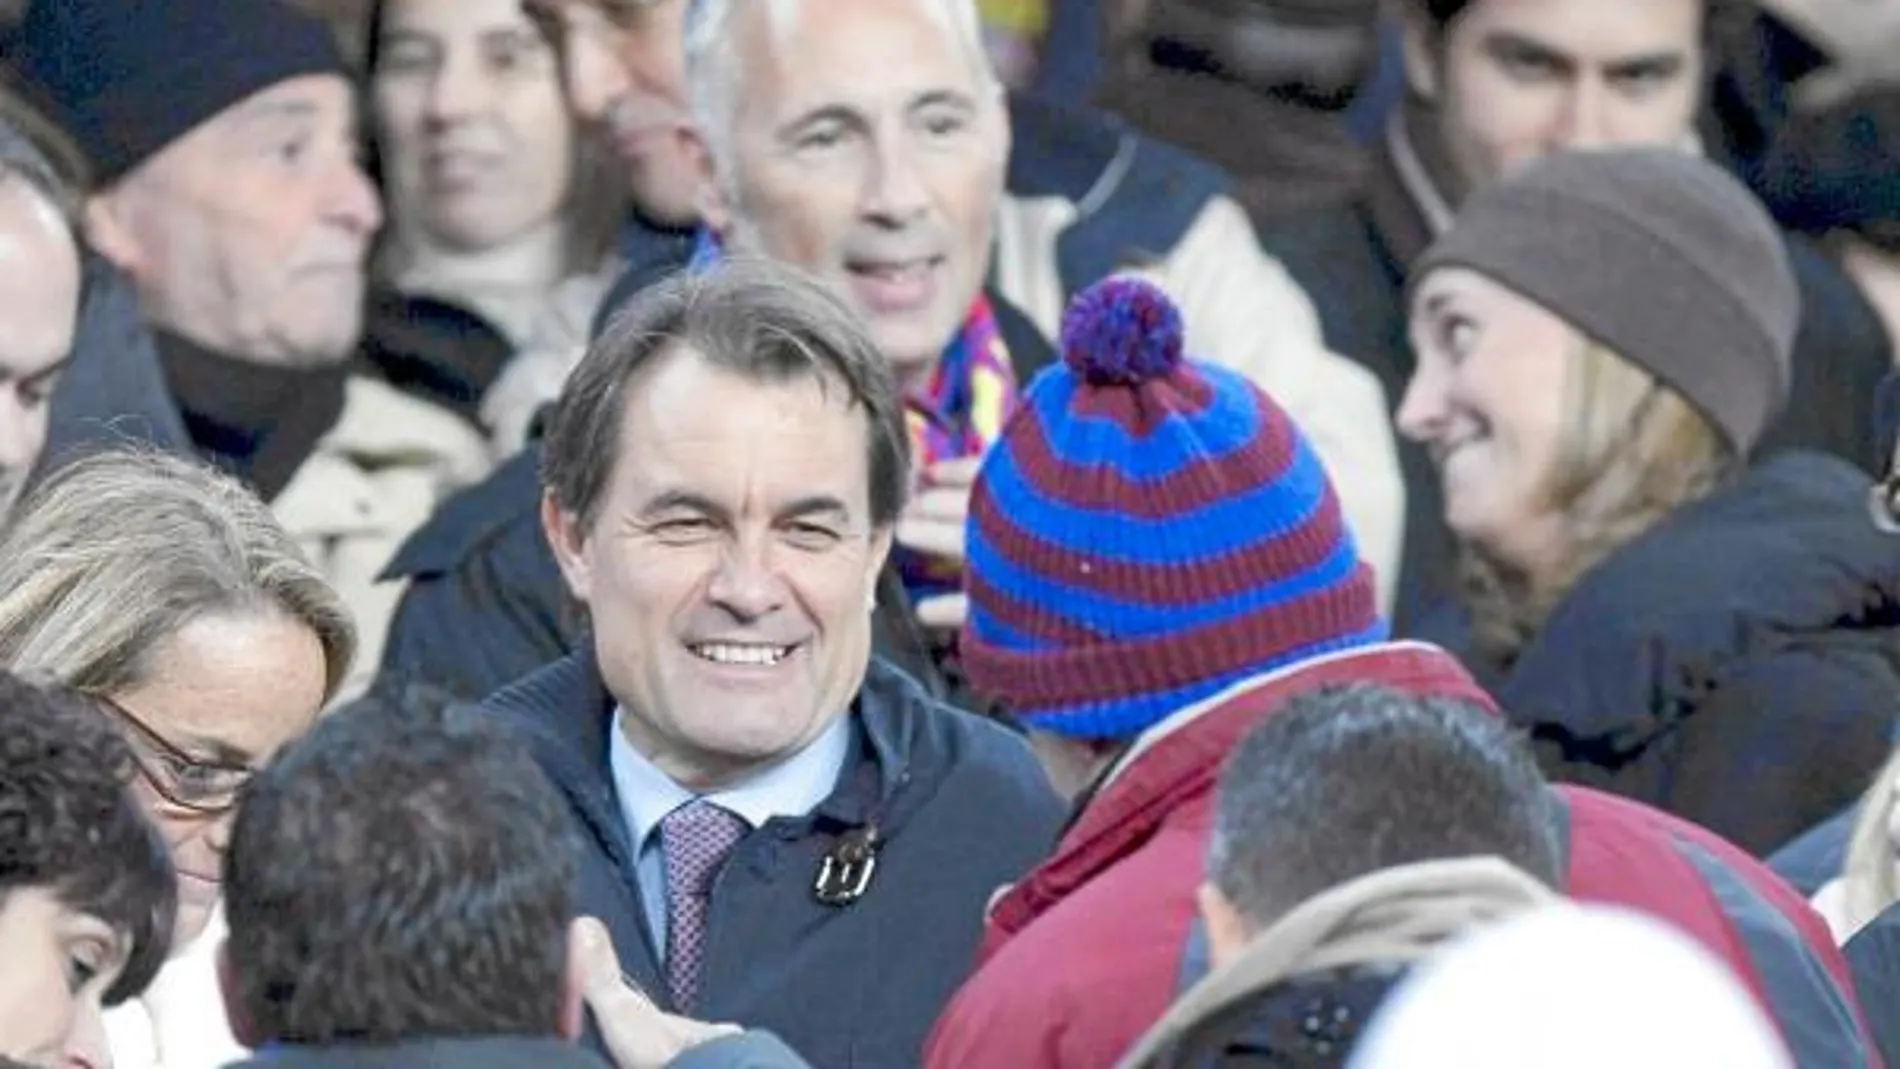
[{"x1": 0, "y1": 448, "x2": 355, "y2": 1069}]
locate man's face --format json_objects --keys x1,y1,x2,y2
[
  {"x1": 372, "y1": 0, "x2": 576, "y2": 252},
  {"x1": 0, "y1": 181, "x2": 77, "y2": 515},
  {"x1": 545, "y1": 345, "x2": 892, "y2": 791},
  {"x1": 531, "y1": 0, "x2": 700, "y2": 226},
  {"x1": 699, "y1": 0, "x2": 1010, "y2": 385},
  {"x1": 0, "y1": 887, "x2": 125, "y2": 1068},
  {"x1": 1407, "y1": 0, "x2": 1705, "y2": 187},
  {"x1": 87, "y1": 75, "x2": 382, "y2": 368}
]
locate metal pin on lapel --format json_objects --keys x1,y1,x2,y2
[{"x1": 814, "y1": 826, "x2": 880, "y2": 906}]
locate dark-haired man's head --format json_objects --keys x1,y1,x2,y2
[
  {"x1": 1198, "y1": 684, "x2": 1563, "y2": 967},
  {"x1": 218, "y1": 695, "x2": 586, "y2": 1047},
  {"x1": 0, "y1": 671, "x2": 175, "y2": 1068},
  {"x1": 540, "y1": 260, "x2": 907, "y2": 792},
  {"x1": 1399, "y1": 0, "x2": 1713, "y2": 190}
]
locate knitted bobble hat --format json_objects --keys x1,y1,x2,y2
[
  {"x1": 12, "y1": 0, "x2": 346, "y2": 185},
  {"x1": 1412, "y1": 148, "x2": 1798, "y2": 457},
  {"x1": 961, "y1": 277, "x2": 1386, "y2": 740}
]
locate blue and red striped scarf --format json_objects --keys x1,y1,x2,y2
[{"x1": 689, "y1": 233, "x2": 1018, "y2": 604}]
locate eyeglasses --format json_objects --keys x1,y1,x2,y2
[{"x1": 94, "y1": 694, "x2": 254, "y2": 816}]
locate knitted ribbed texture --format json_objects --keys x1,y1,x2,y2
[
  {"x1": 1412, "y1": 148, "x2": 1797, "y2": 457},
  {"x1": 12, "y1": 0, "x2": 345, "y2": 184},
  {"x1": 962, "y1": 278, "x2": 1385, "y2": 740}
]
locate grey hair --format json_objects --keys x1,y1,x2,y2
[
  {"x1": 1208, "y1": 684, "x2": 1562, "y2": 931},
  {"x1": 683, "y1": 0, "x2": 998, "y2": 166},
  {"x1": 0, "y1": 448, "x2": 358, "y2": 703},
  {"x1": 0, "y1": 103, "x2": 80, "y2": 231}
]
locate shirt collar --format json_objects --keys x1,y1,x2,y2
[{"x1": 608, "y1": 709, "x2": 853, "y2": 851}]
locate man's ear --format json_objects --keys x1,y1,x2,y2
[
  {"x1": 215, "y1": 939, "x2": 263, "y2": 1049},
  {"x1": 684, "y1": 125, "x2": 734, "y2": 236},
  {"x1": 1197, "y1": 881, "x2": 1255, "y2": 971},
  {"x1": 868, "y1": 524, "x2": 896, "y2": 587},
  {"x1": 542, "y1": 491, "x2": 594, "y2": 605},
  {"x1": 991, "y1": 83, "x2": 1014, "y2": 172},
  {"x1": 1399, "y1": 9, "x2": 1442, "y2": 101},
  {"x1": 559, "y1": 919, "x2": 589, "y2": 1042},
  {"x1": 82, "y1": 189, "x2": 144, "y2": 276}
]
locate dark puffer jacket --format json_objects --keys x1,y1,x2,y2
[
  {"x1": 1420, "y1": 452, "x2": 1900, "y2": 857},
  {"x1": 471, "y1": 649, "x2": 1064, "y2": 1068}
]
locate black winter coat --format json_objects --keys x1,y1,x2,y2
[
  {"x1": 470, "y1": 650, "x2": 1065, "y2": 1068},
  {"x1": 1418, "y1": 453, "x2": 1900, "y2": 856}
]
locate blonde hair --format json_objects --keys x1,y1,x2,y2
[
  {"x1": 0, "y1": 448, "x2": 356, "y2": 702},
  {"x1": 1836, "y1": 752, "x2": 1900, "y2": 936},
  {"x1": 1463, "y1": 340, "x2": 1738, "y2": 663}
]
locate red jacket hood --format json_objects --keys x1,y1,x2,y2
[{"x1": 986, "y1": 641, "x2": 1497, "y2": 942}]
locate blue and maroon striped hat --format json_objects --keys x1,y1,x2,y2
[{"x1": 961, "y1": 277, "x2": 1386, "y2": 740}]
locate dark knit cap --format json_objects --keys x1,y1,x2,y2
[
  {"x1": 962, "y1": 278, "x2": 1386, "y2": 741},
  {"x1": 1412, "y1": 148, "x2": 1798, "y2": 457},
  {"x1": 11, "y1": 0, "x2": 346, "y2": 185}
]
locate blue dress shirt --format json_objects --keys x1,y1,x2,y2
[{"x1": 607, "y1": 709, "x2": 852, "y2": 952}]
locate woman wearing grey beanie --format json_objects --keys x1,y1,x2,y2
[{"x1": 1398, "y1": 146, "x2": 1900, "y2": 858}]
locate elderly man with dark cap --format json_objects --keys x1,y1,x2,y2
[{"x1": 11, "y1": 0, "x2": 492, "y2": 697}]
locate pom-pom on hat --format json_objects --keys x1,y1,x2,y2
[
  {"x1": 961, "y1": 277, "x2": 1386, "y2": 740},
  {"x1": 1059, "y1": 277, "x2": 1188, "y2": 385}
]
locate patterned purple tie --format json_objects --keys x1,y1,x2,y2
[{"x1": 659, "y1": 800, "x2": 749, "y2": 1012}]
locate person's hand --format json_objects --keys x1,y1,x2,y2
[
  {"x1": 898, "y1": 457, "x2": 980, "y2": 563},
  {"x1": 913, "y1": 591, "x2": 970, "y2": 632},
  {"x1": 897, "y1": 458, "x2": 981, "y2": 632},
  {"x1": 574, "y1": 917, "x2": 742, "y2": 1069}
]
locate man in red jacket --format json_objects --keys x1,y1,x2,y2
[{"x1": 925, "y1": 276, "x2": 1879, "y2": 1068}]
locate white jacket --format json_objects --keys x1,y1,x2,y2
[
  {"x1": 272, "y1": 376, "x2": 491, "y2": 703},
  {"x1": 104, "y1": 905, "x2": 246, "y2": 1069}
]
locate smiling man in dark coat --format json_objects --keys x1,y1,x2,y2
[{"x1": 473, "y1": 260, "x2": 1063, "y2": 1069}]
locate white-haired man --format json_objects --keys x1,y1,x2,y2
[
  {"x1": 381, "y1": 0, "x2": 1406, "y2": 706},
  {"x1": 678, "y1": 0, "x2": 1399, "y2": 629}
]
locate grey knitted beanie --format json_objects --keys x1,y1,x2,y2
[{"x1": 1413, "y1": 148, "x2": 1798, "y2": 456}]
